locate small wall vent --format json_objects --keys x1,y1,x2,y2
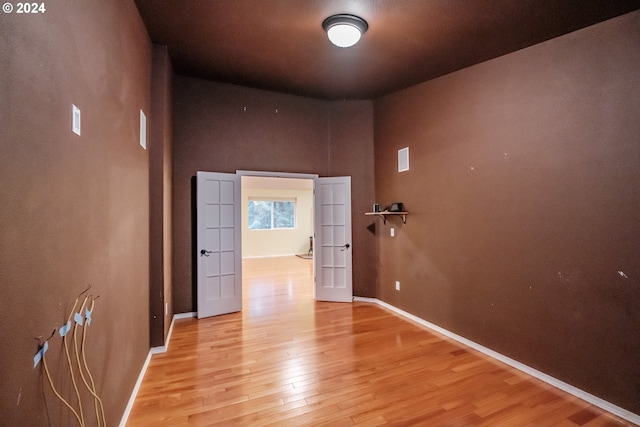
[
  {"x1": 398, "y1": 147, "x2": 409, "y2": 172},
  {"x1": 72, "y1": 104, "x2": 81, "y2": 136},
  {"x1": 140, "y1": 109, "x2": 147, "y2": 150}
]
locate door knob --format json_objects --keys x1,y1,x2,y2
[
  {"x1": 341, "y1": 243, "x2": 351, "y2": 251},
  {"x1": 200, "y1": 249, "x2": 213, "y2": 257}
]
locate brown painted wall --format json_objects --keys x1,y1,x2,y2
[
  {"x1": 172, "y1": 78, "x2": 376, "y2": 312},
  {"x1": 0, "y1": 2, "x2": 151, "y2": 426},
  {"x1": 373, "y1": 11, "x2": 640, "y2": 414},
  {"x1": 328, "y1": 102, "x2": 377, "y2": 297},
  {"x1": 149, "y1": 44, "x2": 173, "y2": 347}
]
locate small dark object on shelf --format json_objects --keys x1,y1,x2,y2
[{"x1": 389, "y1": 203, "x2": 403, "y2": 212}]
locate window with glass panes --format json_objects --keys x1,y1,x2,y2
[{"x1": 248, "y1": 199, "x2": 295, "y2": 230}]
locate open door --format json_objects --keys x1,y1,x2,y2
[
  {"x1": 196, "y1": 171, "x2": 242, "y2": 318},
  {"x1": 314, "y1": 176, "x2": 353, "y2": 302}
]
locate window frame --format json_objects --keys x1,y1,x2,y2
[{"x1": 247, "y1": 198, "x2": 296, "y2": 230}]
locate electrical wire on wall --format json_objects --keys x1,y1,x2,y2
[
  {"x1": 72, "y1": 294, "x2": 90, "y2": 427},
  {"x1": 75, "y1": 295, "x2": 106, "y2": 427},
  {"x1": 37, "y1": 330, "x2": 83, "y2": 427},
  {"x1": 34, "y1": 285, "x2": 106, "y2": 427},
  {"x1": 62, "y1": 287, "x2": 90, "y2": 427}
]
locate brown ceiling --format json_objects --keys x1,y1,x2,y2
[{"x1": 134, "y1": 0, "x2": 640, "y2": 100}]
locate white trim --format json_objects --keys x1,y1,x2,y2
[
  {"x1": 118, "y1": 351, "x2": 152, "y2": 427},
  {"x1": 236, "y1": 170, "x2": 319, "y2": 180},
  {"x1": 353, "y1": 297, "x2": 640, "y2": 426},
  {"x1": 242, "y1": 254, "x2": 299, "y2": 259},
  {"x1": 149, "y1": 312, "x2": 180, "y2": 355},
  {"x1": 353, "y1": 296, "x2": 377, "y2": 303},
  {"x1": 173, "y1": 311, "x2": 196, "y2": 320},
  {"x1": 248, "y1": 196, "x2": 297, "y2": 202},
  {"x1": 150, "y1": 345, "x2": 166, "y2": 355},
  {"x1": 119, "y1": 312, "x2": 196, "y2": 426}
]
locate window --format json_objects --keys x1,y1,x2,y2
[{"x1": 248, "y1": 199, "x2": 295, "y2": 230}]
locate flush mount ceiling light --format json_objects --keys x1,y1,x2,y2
[{"x1": 322, "y1": 14, "x2": 368, "y2": 48}]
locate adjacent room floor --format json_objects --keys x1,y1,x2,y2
[{"x1": 126, "y1": 256, "x2": 633, "y2": 426}]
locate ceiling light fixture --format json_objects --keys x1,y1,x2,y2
[{"x1": 322, "y1": 14, "x2": 368, "y2": 48}]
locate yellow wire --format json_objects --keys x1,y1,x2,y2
[
  {"x1": 72, "y1": 298, "x2": 89, "y2": 397},
  {"x1": 64, "y1": 298, "x2": 85, "y2": 427},
  {"x1": 42, "y1": 353, "x2": 83, "y2": 427},
  {"x1": 74, "y1": 297, "x2": 106, "y2": 427},
  {"x1": 81, "y1": 299, "x2": 107, "y2": 427}
]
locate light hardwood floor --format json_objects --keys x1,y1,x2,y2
[{"x1": 127, "y1": 256, "x2": 634, "y2": 426}]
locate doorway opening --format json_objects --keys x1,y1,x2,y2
[
  {"x1": 196, "y1": 170, "x2": 352, "y2": 319},
  {"x1": 240, "y1": 173, "x2": 316, "y2": 306}
]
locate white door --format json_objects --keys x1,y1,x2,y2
[
  {"x1": 196, "y1": 171, "x2": 242, "y2": 318},
  {"x1": 314, "y1": 176, "x2": 353, "y2": 302}
]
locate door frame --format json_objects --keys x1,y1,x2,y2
[
  {"x1": 236, "y1": 171, "x2": 352, "y2": 302},
  {"x1": 237, "y1": 170, "x2": 319, "y2": 265},
  {"x1": 237, "y1": 170, "x2": 319, "y2": 296},
  {"x1": 236, "y1": 170, "x2": 319, "y2": 180},
  {"x1": 238, "y1": 170, "x2": 318, "y2": 261}
]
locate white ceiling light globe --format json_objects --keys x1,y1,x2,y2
[{"x1": 327, "y1": 24, "x2": 362, "y2": 48}]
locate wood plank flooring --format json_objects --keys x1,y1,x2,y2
[{"x1": 127, "y1": 256, "x2": 634, "y2": 426}]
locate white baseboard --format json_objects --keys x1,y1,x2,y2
[
  {"x1": 353, "y1": 297, "x2": 640, "y2": 426},
  {"x1": 173, "y1": 311, "x2": 196, "y2": 320},
  {"x1": 118, "y1": 312, "x2": 195, "y2": 427},
  {"x1": 148, "y1": 311, "x2": 194, "y2": 354},
  {"x1": 118, "y1": 350, "x2": 152, "y2": 427}
]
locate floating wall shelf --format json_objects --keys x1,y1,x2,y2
[{"x1": 365, "y1": 211, "x2": 408, "y2": 224}]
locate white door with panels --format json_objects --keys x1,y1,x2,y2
[
  {"x1": 314, "y1": 176, "x2": 353, "y2": 302},
  {"x1": 196, "y1": 171, "x2": 242, "y2": 318}
]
